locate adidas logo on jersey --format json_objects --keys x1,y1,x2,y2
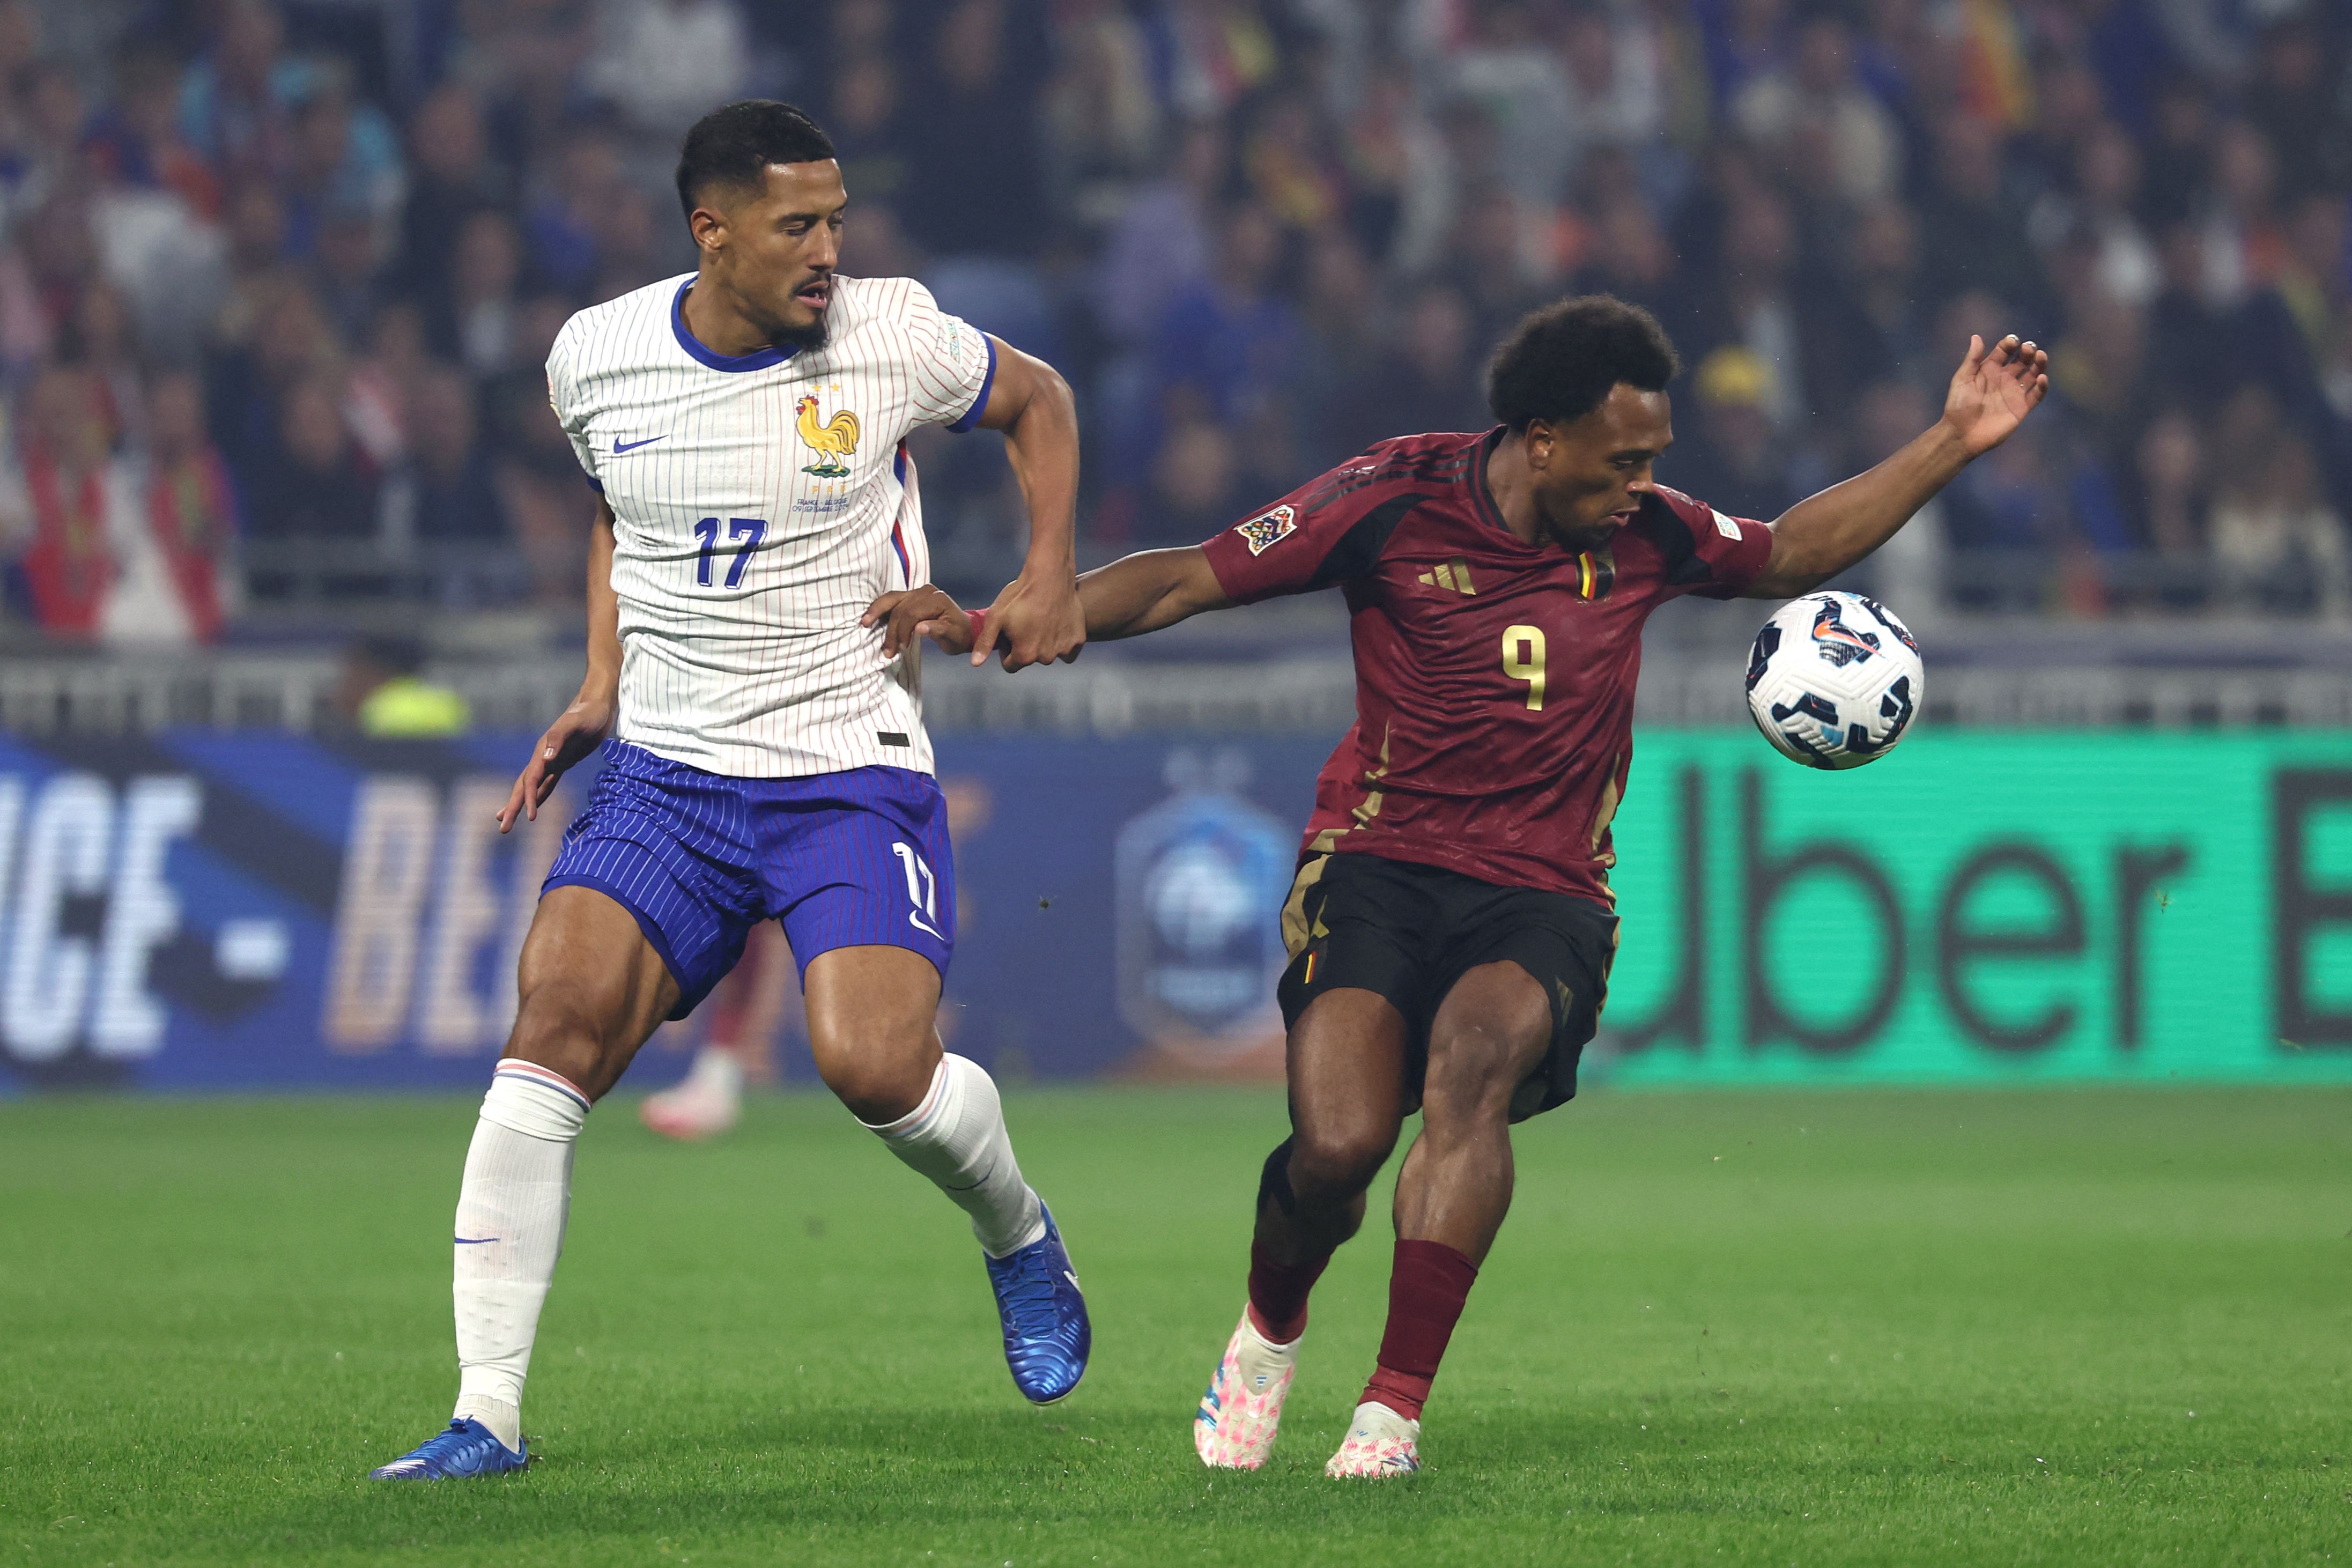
[{"x1": 1417, "y1": 559, "x2": 1477, "y2": 595}]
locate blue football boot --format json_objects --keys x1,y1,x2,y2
[
  {"x1": 368, "y1": 1417, "x2": 528, "y2": 1480},
  {"x1": 984, "y1": 1203, "x2": 1091, "y2": 1403}
]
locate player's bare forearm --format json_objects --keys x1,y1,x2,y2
[
  {"x1": 1746, "y1": 333, "x2": 2047, "y2": 599},
  {"x1": 1077, "y1": 547, "x2": 1233, "y2": 641},
  {"x1": 976, "y1": 338, "x2": 1084, "y2": 668},
  {"x1": 497, "y1": 501, "x2": 620, "y2": 832},
  {"x1": 1745, "y1": 424, "x2": 1970, "y2": 597}
]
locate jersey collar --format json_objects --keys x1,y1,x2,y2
[
  {"x1": 671, "y1": 278, "x2": 801, "y2": 373},
  {"x1": 1473, "y1": 426, "x2": 1512, "y2": 536}
]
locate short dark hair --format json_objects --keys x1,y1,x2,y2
[
  {"x1": 675, "y1": 100, "x2": 836, "y2": 220},
  {"x1": 1486, "y1": 295, "x2": 1680, "y2": 430}
]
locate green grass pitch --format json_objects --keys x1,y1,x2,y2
[{"x1": 3, "y1": 1085, "x2": 2346, "y2": 1566}]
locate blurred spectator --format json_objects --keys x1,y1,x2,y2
[
  {"x1": 1096, "y1": 120, "x2": 1222, "y2": 352},
  {"x1": 585, "y1": 0, "x2": 749, "y2": 143},
  {"x1": 1325, "y1": 283, "x2": 1486, "y2": 458},
  {"x1": 1140, "y1": 412, "x2": 1242, "y2": 546},
  {"x1": 1915, "y1": 112, "x2": 2050, "y2": 323},
  {"x1": 140, "y1": 369, "x2": 241, "y2": 644},
  {"x1": 1150, "y1": 202, "x2": 1304, "y2": 491},
  {"x1": 1447, "y1": 2, "x2": 1574, "y2": 218},
  {"x1": 2207, "y1": 391, "x2": 2349, "y2": 618},
  {"x1": 2132, "y1": 408, "x2": 2207, "y2": 560},
  {"x1": 1571, "y1": 196, "x2": 1680, "y2": 326},
  {"x1": 2244, "y1": 17, "x2": 2344, "y2": 206},
  {"x1": 898, "y1": 0, "x2": 1047, "y2": 260},
  {"x1": 63, "y1": 284, "x2": 147, "y2": 456},
  {"x1": 1664, "y1": 346, "x2": 1800, "y2": 522},
  {"x1": 388, "y1": 365, "x2": 507, "y2": 551},
  {"x1": 1041, "y1": 0, "x2": 1160, "y2": 218},
  {"x1": 434, "y1": 210, "x2": 526, "y2": 379},
  {"x1": 1, "y1": 363, "x2": 217, "y2": 645},
  {"x1": 396, "y1": 85, "x2": 512, "y2": 305},
  {"x1": 1842, "y1": 200, "x2": 1935, "y2": 389},
  {"x1": 1679, "y1": 188, "x2": 1879, "y2": 435},
  {"x1": 1445, "y1": 182, "x2": 1551, "y2": 358},
  {"x1": 176, "y1": 0, "x2": 294, "y2": 186},
  {"x1": 311, "y1": 205, "x2": 388, "y2": 346},
  {"x1": 248, "y1": 371, "x2": 380, "y2": 545},
  {"x1": 829, "y1": 48, "x2": 911, "y2": 213},
  {"x1": 1732, "y1": 12, "x2": 1899, "y2": 206},
  {"x1": 2201, "y1": 119, "x2": 2285, "y2": 305},
  {"x1": 2029, "y1": 120, "x2": 2160, "y2": 312},
  {"x1": 337, "y1": 635, "x2": 471, "y2": 736},
  {"x1": 1293, "y1": 226, "x2": 1380, "y2": 459},
  {"x1": 86, "y1": 43, "x2": 224, "y2": 220}
]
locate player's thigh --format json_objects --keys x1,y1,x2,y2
[
  {"x1": 1284, "y1": 987, "x2": 1412, "y2": 1188},
  {"x1": 508, "y1": 884, "x2": 683, "y2": 1099},
  {"x1": 1422, "y1": 960, "x2": 1554, "y2": 1124},
  {"x1": 801, "y1": 944, "x2": 944, "y2": 1123}
]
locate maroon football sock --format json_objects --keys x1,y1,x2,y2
[
  {"x1": 1360, "y1": 1239, "x2": 1480, "y2": 1421},
  {"x1": 1245, "y1": 1239, "x2": 1328, "y2": 1344}
]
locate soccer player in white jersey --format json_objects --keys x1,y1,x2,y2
[{"x1": 372, "y1": 101, "x2": 1091, "y2": 1481}]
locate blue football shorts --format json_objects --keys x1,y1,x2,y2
[{"x1": 542, "y1": 739, "x2": 955, "y2": 1017}]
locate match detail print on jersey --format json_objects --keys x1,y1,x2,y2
[{"x1": 546, "y1": 273, "x2": 996, "y2": 780}]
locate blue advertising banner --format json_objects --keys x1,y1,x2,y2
[{"x1": 0, "y1": 728, "x2": 2347, "y2": 1092}]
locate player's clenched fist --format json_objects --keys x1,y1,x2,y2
[{"x1": 862, "y1": 585, "x2": 981, "y2": 659}]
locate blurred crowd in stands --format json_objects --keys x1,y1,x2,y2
[{"x1": 0, "y1": 0, "x2": 2348, "y2": 650}]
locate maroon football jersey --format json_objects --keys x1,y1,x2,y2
[{"x1": 1200, "y1": 428, "x2": 1773, "y2": 904}]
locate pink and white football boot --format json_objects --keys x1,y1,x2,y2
[
  {"x1": 1323, "y1": 1401, "x2": 1421, "y2": 1478},
  {"x1": 1193, "y1": 1309, "x2": 1298, "y2": 1469}
]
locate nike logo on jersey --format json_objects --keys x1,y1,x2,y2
[
  {"x1": 1417, "y1": 559, "x2": 1477, "y2": 595},
  {"x1": 455, "y1": 1237, "x2": 498, "y2": 1245},
  {"x1": 613, "y1": 435, "x2": 666, "y2": 453}
]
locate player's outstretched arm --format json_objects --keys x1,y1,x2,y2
[
  {"x1": 971, "y1": 338, "x2": 1085, "y2": 671},
  {"x1": 1743, "y1": 333, "x2": 2048, "y2": 599},
  {"x1": 1075, "y1": 546, "x2": 1233, "y2": 641},
  {"x1": 862, "y1": 548, "x2": 1232, "y2": 666},
  {"x1": 497, "y1": 499, "x2": 620, "y2": 832}
]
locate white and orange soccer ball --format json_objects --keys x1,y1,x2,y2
[{"x1": 1744, "y1": 591, "x2": 1924, "y2": 770}]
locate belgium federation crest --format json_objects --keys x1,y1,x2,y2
[{"x1": 795, "y1": 394, "x2": 860, "y2": 478}]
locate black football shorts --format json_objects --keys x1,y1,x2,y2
[{"x1": 1275, "y1": 849, "x2": 1618, "y2": 1121}]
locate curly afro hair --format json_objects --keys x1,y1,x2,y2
[{"x1": 1486, "y1": 295, "x2": 1680, "y2": 431}]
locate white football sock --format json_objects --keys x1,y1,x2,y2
[
  {"x1": 1236, "y1": 1311, "x2": 1300, "y2": 1388},
  {"x1": 450, "y1": 1061, "x2": 588, "y2": 1453},
  {"x1": 863, "y1": 1053, "x2": 1046, "y2": 1257}
]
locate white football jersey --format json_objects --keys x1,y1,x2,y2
[{"x1": 546, "y1": 272, "x2": 996, "y2": 778}]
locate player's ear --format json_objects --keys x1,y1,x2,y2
[
  {"x1": 689, "y1": 204, "x2": 727, "y2": 254},
  {"x1": 1524, "y1": 419, "x2": 1553, "y2": 468}
]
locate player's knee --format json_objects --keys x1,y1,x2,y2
[
  {"x1": 1288, "y1": 1120, "x2": 1395, "y2": 1201},
  {"x1": 810, "y1": 1030, "x2": 936, "y2": 1125},
  {"x1": 505, "y1": 986, "x2": 618, "y2": 1096}
]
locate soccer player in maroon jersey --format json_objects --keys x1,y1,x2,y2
[{"x1": 869, "y1": 296, "x2": 2048, "y2": 1477}]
